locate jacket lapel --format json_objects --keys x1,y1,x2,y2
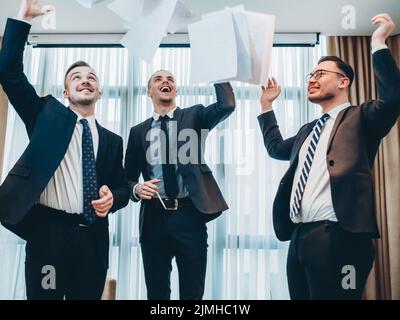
[
  {"x1": 142, "y1": 117, "x2": 154, "y2": 158},
  {"x1": 291, "y1": 120, "x2": 317, "y2": 163},
  {"x1": 327, "y1": 107, "x2": 349, "y2": 153},
  {"x1": 95, "y1": 121, "x2": 108, "y2": 182}
]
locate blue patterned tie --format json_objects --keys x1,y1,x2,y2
[
  {"x1": 291, "y1": 113, "x2": 330, "y2": 219},
  {"x1": 80, "y1": 119, "x2": 98, "y2": 223}
]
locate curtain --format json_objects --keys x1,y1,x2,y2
[
  {"x1": 327, "y1": 35, "x2": 400, "y2": 300},
  {"x1": 0, "y1": 42, "x2": 325, "y2": 300}
]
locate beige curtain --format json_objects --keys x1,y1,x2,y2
[
  {"x1": 327, "y1": 35, "x2": 400, "y2": 300},
  {"x1": 0, "y1": 36, "x2": 9, "y2": 179}
]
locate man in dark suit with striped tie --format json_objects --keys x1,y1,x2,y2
[{"x1": 258, "y1": 13, "x2": 399, "y2": 299}]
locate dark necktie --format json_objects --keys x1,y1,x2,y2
[
  {"x1": 80, "y1": 118, "x2": 98, "y2": 223},
  {"x1": 159, "y1": 115, "x2": 179, "y2": 200},
  {"x1": 291, "y1": 113, "x2": 330, "y2": 219}
]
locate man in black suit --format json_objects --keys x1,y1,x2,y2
[
  {"x1": 0, "y1": 0, "x2": 129, "y2": 299},
  {"x1": 258, "y1": 14, "x2": 399, "y2": 299},
  {"x1": 124, "y1": 69, "x2": 235, "y2": 299}
]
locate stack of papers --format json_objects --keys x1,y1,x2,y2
[{"x1": 188, "y1": 6, "x2": 275, "y2": 85}]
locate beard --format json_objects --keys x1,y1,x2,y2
[
  {"x1": 308, "y1": 92, "x2": 335, "y2": 104},
  {"x1": 69, "y1": 93, "x2": 97, "y2": 106}
]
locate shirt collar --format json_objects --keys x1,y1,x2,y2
[
  {"x1": 324, "y1": 102, "x2": 351, "y2": 120},
  {"x1": 70, "y1": 108, "x2": 97, "y2": 127},
  {"x1": 152, "y1": 106, "x2": 177, "y2": 121}
]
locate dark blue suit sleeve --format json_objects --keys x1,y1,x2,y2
[
  {"x1": 109, "y1": 136, "x2": 130, "y2": 213},
  {"x1": 124, "y1": 126, "x2": 142, "y2": 202},
  {"x1": 197, "y1": 82, "x2": 236, "y2": 130},
  {"x1": 362, "y1": 48, "x2": 400, "y2": 139},
  {"x1": 0, "y1": 18, "x2": 42, "y2": 133},
  {"x1": 257, "y1": 111, "x2": 295, "y2": 161}
]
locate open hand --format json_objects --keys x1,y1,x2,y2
[
  {"x1": 260, "y1": 77, "x2": 281, "y2": 112},
  {"x1": 371, "y1": 13, "x2": 395, "y2": 47},
  {"x1": 17, "y1": 0, "x2": 55, "y2": 21}
]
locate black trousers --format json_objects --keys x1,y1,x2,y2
[
  {"x1": 22, "y1": 205, "x2": 107, "y2": 300},
  {"x1": 140, "y1": 202, "x2": 208, "y2": 300},
  {"x1": 287, "y1": 220, "x2": 375, "y2": 300}
]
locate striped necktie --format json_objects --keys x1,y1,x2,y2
[{"x1": 291, "y1": 113, "x2": 330, "y2": 219}]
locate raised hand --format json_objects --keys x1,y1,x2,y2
[
  {"x1": 17, "y1": 0, "x2": 55, "y2": 21},
  {"x1": 260, "y1": 77, "x2": 281, "y2": 113},
  {"x1": 371, "y1": 13, "x2": 396, "y2": 47}
]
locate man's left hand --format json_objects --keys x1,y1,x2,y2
[{"x1": 92, "y1": 185, "x2": 114, "y2": 218}]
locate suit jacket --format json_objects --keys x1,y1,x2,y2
[
  {"x1": 124, "y1": 83, "x2": 235, "y2": 238},
  {"x1": 258, "y1": 48, "x2": 400, "y2": 241},
  {"x1": 0, "y1": 18, "x2": 130, "y2": 268}
]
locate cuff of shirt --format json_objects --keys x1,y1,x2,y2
[
  {"x1": 132, "y1": 184, "x2": 141, "y2": 201},
  {"x1": 371, "y1": 44, "x2": 388, "y2": 55},
  {"x1": 14, "y1": 17, "x2": 32, "y2": 25}
]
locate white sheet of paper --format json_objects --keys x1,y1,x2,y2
[
  {"x1": 218, "y1": 7, "x2": 251, "y2": 82},
  {"x1": 244, "y1": 10, "x2": 275, "y2": 85},
  {"x1": 167, "y1": 0, "x2": 197, "y2": 34},
  {"x1": 188, "y1": 10, "x2": 238, "y2": 83},
  {"x1": 120, "y1": 0, "x2": 178, "y2": 62},
  {"x1": 76, "y1": 0, "x2": 108, "y2": 9}
]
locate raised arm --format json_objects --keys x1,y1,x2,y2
[
  {"x1": 197, "y1": 82, "x2": 236, "y2": 130},
  {"x1": 363, "y1": 14, "x2": 400, "y2": 138},
  {"x1": 0, "y1": 1, "x2": 54, "y2": 132},
  {"x1": 257, "y1": 77, "x2": 295, "y2": 161}
]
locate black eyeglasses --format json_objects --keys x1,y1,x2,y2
[{"x1": 306, "y1": 69, "x2": 347, "y2": 82}]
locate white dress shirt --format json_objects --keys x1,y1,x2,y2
[
  {"x1": 39, "y1": 110, "x2": 99, "y2": 214},
  {"x1": 290, "y1": 102, "x2": 351, "y2": 223}
]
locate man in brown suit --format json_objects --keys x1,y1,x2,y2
[{"x1": 258, "y1": 14, "x2": 399, "y2": 299}]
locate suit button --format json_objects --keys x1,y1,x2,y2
[{"x1": 329, "y1": 160, "x2": 335, "y2": 166}]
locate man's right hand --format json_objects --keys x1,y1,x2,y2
[
  {"x1": 135, "y1": 179, "x2": 161, "y2": 200},
  {"x1": 17, "y1": 0, "x2": 54, "y2": 21},
  {"x1": 260, "y1": 77, "x2": 281, "y2": 113}
]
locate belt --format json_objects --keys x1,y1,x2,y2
[
  {"x1": 150, "y1": 197, "x2": 193, "y2": 211},
  {"x1": 295, "y1": 219, "x2": 338, "y2": 230},
  {"x1": 33, "y1": 204, "x2": 92, "y2": 227}
]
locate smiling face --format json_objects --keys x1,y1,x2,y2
[
  {"x1": 307, "y1": 61, "x2": 351, "y2": 104},
  {"x1": 147, "y1": 70, "x2": 177, "y2": 105},
  {"x1": 307, "y1": 56, "x2": 353, "y2": 107},
  {"x1": 63, "y1": 64, "x2": 101, "y2": 106}
]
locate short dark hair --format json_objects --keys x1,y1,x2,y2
[
  {"x1": 147, "y1": 69, "x2": 173, "y2": 90},
  {"x1": 318, "y1": 56, "x2": 354, "y2": 87},
  {"x1": 64, "y1": 61, "x2": 93, "y2": 88}
]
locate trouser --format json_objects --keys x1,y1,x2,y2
[
  {"x1": 22, "y1": 205, "x2": 107, "y2": 300},
  {"x1": 287, "y1": 220, "x2": 374, "y2": 300},
  {"x1": 140, "y1": 201, "x2": 208, "y2": 300}
]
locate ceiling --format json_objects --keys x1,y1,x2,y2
[{"x1": 0, "y1": 0, "x2": 399, "y2": 36}]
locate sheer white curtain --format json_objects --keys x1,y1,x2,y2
[{"x1": 0, "y1": 40, "x2": 325, "y2": 300}]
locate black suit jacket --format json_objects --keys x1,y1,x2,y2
[
  {"x1": 124, "y1": 83, "x2": 235, "y2": 238},
  {"x1": 0, "y1": 18, "x2": 129, "y2": 268},
  {"x1": 258, "y1": 48, "x2": 400, "y2": 241}
]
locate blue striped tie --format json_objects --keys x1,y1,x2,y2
[{"x1": 291, "y1": 113, "x2": 330, "y2": 219}]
